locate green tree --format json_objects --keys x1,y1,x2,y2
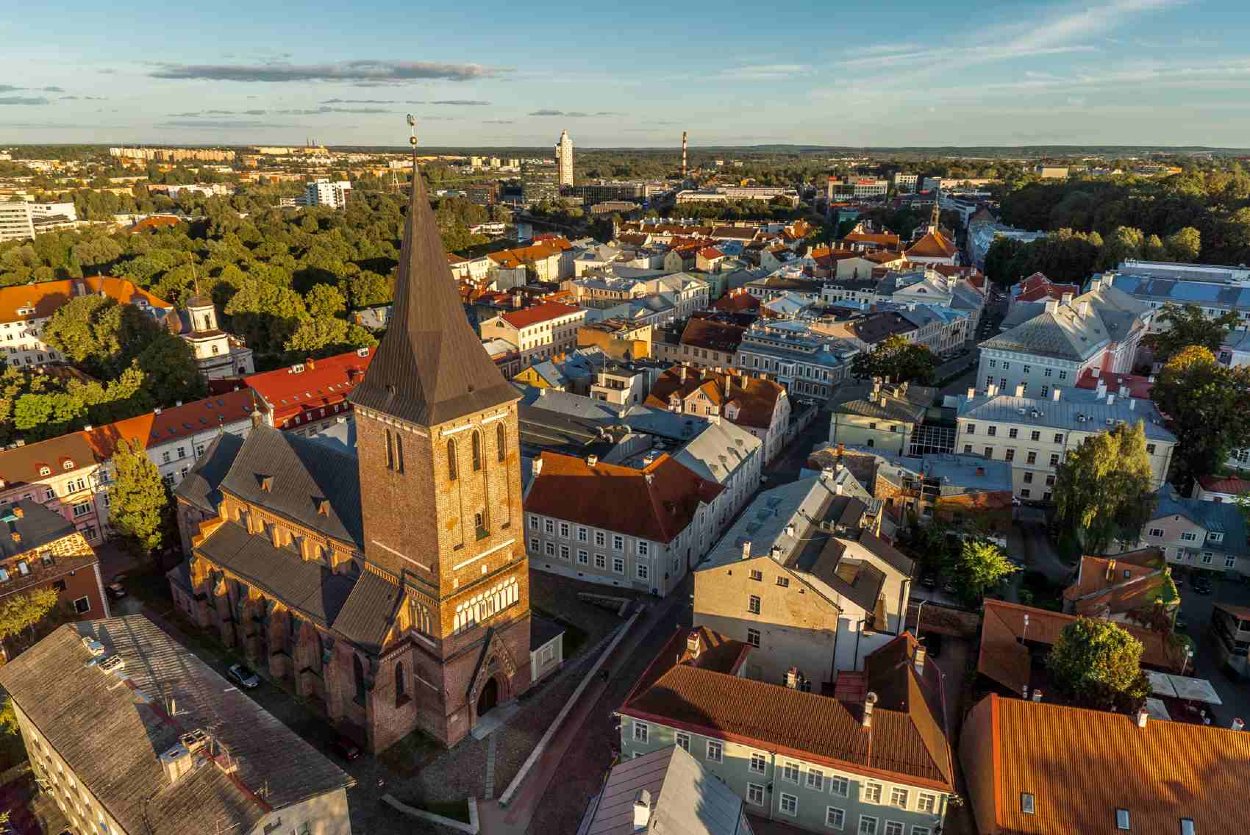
[
  {"x1": 1047, "y1": 618, "x2": 1151, "y2": 711},
  {"x1": 1153, "y1": 346, "x2": 1250, "y2": 488},
  {"x1": 1151, "y1": 303, "x2": 1241, "y2": 363},
  {"x1": 1099, "y1": 225, "x2": 1145, "y2": 269},
  {"x1": 950, "y1": 537, "x2": 1018, "y2": 605},
  {"x1": 72, "y1": 236, "x2": 123, "y2": 275},
  {"x1": 1054, "y1": 422, "x2": 1157, "y2": 554},
  {"x1": 1164, "y1": 226, "x2": 1201, "y2": 261},
  {"x1": 42, "y1": 294, "x2": 161, "y2": 378},
  {"x1": 850, "y1": 335, "x2": 937, "y2": 385},
  {"x1": 136, "y1": 333, "x2": 206, "y2": 406},
  {"x1": 108, "y1": 438, "x2": 170, "y2": 556},
  {"x1": 305, "y1": 283, "x2": 347, "y2": 319},
  {"x1": 0, "y1": 587, "x2": 61, "y2": 642}
]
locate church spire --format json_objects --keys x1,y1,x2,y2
[{"x1": 349, "y1": 117, "x2": 517, "y2": 427}]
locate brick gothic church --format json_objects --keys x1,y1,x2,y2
[{"x1": 170, "y1": 163, "x2": 534, "y2": 751}]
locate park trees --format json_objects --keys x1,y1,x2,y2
[
  {"x1": 1150, "y1": 303, "x2": 1240, "y2": 363},
  {"x1": 949, "y1": 537, "x2": 1019, "y2": 605},
  {"x1": 1047, "y1": 617, "x2": 1151, "y2": 711},
  {"x1": 1054, "y1": 422, "x2": 1157, "y2": 554}
]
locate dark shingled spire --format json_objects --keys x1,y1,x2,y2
[{"x1": 349, "y1": 163, "x2": 518, "y2": 426}]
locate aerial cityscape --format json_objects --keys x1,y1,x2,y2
[{"x1": 3, "y1": 2, "x2": 1250, "y2": 834}]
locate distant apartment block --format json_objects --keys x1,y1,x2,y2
[
  {"x1": 556, "y1": 129, "x2": 574, "y2": 186},
  {"x1": 827, "y1": 177, "x2": 889, "y2": 200},
  {"x1": 0, "y1": 202, "x2": 36, "y2": 242},
  {"x1": 298, "y1": 179, "x2": 352, "y2": 209}
]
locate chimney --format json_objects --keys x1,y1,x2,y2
[
  {"x1": 686, "y1": 629, "x2": 702, "y2": 659},
  {"x1": 1078, "y1": 300, "x2": 1091, "y2": 318},
  {"x1": 966, "y1": 386, "x2": 976, "y2": 398},
  {"x1": 159, "y1": 743, "x2": 195, "y2": 784},
  {"x1": 1060, "y1": 292, "x2": 1074, "y2": 307},
  {"x1": 913, "y1": 644, "x2": 926, "y2": 676},
  {"x1": 1044, "y1": 299, "x2": 1059, "y2": 314},
  {"x1": 987, "y1": 383, "x2": 998, "y2": 396},
  {"x1": 1234, "y1": 718, "x2": 1246, "y2": 732},
  {"x1": 1136, "y1": 706, "x2": 1149, "y2": 728},
  {"x1": 741, "y1": 540, "x2": 752, "y2": 560},
  {"x1": 1118, "y1": 384, "x2": 1130, "y2": 399},
  {"x1": 1031, "y1": 689, "x2": 1043, "y2": 702},
  {"x1": 785, "y1": 667, "x2": 802, "y2": 689},
  {"x1": 1106, "y1": 394, "x2": 1116, "y2": 406},
  {"x1": 679, "y1": 365, "x2": 687, "y2": 382},
  {"x1": 533, "y1": 457, "x2": 544, "y2": 477},
  {"x1": 1095, "y1": 380, "x2": 1107, "y2": 399},
  {"x1": 1051, "y1": 388, "x2": 1061, "y2": 402},
  {"x1": 862, "y1": 691, "x2": 878, "y2": 728},
  {"x1": 633, "y1": 789, "x2": 653, "y2": 832},
  {"x1": 1013, "y1": 383, "x2": 1026, "y2": 398},
  {"x1": 586, "y1": 454, "x2": 598, "y2": 467}
]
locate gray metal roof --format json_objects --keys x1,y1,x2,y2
[
  {"x1": 349, "y1": 162, "x2": 519, "y2": 426},
  {"x1": 0, "y1": 616, "x2": 353, "y2": 835},
  {"x1": 576, "y1": 745, "x2": 751, "y2": 835},
  {"x1": 954, "y1": 388, "x2": 1176, "y2": 441},
  {"x1": 219, "y1": 425, "x2": 363, "y2": 548},
  {"x1": 670, "y1": 421, "x2": 760, "y2": 486},
  {"x1": 173, "y1": 431, "x2": 245, "y2": 514},
  {"x1": 0, "y1": 499, "x2": 76, "y2": 559}
]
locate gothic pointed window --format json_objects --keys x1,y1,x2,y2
[
  {"x1": 472, "y1": 430, "x2": 483, "y2": 471},
  {"x1": 447, "y1": 439, "x2": 458, "y2": 480},
  {"x1": 496, "y1": 423, "x2": 506, "y2": 463},
  {"x1": 395, "y1": 662, "x2": 407, "y2": 706}
]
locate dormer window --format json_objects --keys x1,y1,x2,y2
[
  {"x1": 38, "y1": 465, "x2": 51, "y2": 477},
  {"x1": 62, "y1": 460, "x2": 74, "y2": 470}
]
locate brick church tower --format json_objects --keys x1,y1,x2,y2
[{"x1": 349, "y1": 161, "x2": 532, "y2": 747}]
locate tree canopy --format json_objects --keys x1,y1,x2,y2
[
  {"x1": 850, "y1": 335, "x2": 937, "y2": 385},
  {"x1": 1152, "y1": 346, "x2": 1250, "y2": 487},
  {"x1": 1150, "y1": 303, "x2": 1240, "y2": 363},
  {"x1": 0, "y1": 587, "x2": 61, "y2": 643},
  {"x1": 1047, "y1": 617, "x2": 1151, "y2": 711},
  {"x1": 949, "y1": 537, "x2": 1019, "y2": 605},
  {"x1": 1054, "y1": 422, "x2": 1157, "y2": 554},
  {"x1": 108, "y1": 438, "x2": 171, "y2": 556}
]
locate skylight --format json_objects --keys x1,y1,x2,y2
[
  {"x1": 1021, "y1": 793, "x2": 1035, "y2": 815},
  {"x1": 1117, "y1": 809, "x2": 1131, "y2": 830}
]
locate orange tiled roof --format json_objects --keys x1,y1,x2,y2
[
  {"x1": 622, "y1": 628, "x2": 954, "y2": 790},
  {"x1": 1062, "y1": 551, "x2": 1172, "y2": 621},
  {"x1": 130, "y1": 215, "x2": 182, "y2": 233},
  {"x1": 977, "y1": 600, "x2": 1183, "y2": 695},
  {"x1": 962, "y1": 693, "x2": 1250, "y2": 835},
  {"x1": 711, "y1": 290, "x2": 761, "y2": 315},
  {"x1": 0, "y1": 277, "x2": 172, "y2": 325},
  {"x1": 0, "y1": 431, "x2": 101, "y2": 489},
  {"x1": 84, "y1": 389, "x2": 255, "y2": 459},
  {"x1": 844, "y1": 231, "x2": 901, "y2": 249},
  {"x1": 905, "y1": 228, "x2": 957, "y2": 259},
  {"x1": 863, "y1": 250, "x2": 907, "y2": 264},
  {"x1": 499, "y1": 301, "x2": 581, "y2": 330},
  {"x1": 525, "y1": 451, "x2": 723, "y2": 543},
  {"x1": 697, "y1": 246, "x2": 725, "y2": 260},
  {"x1": 1074, "y1": 369, "x2": 1154, "y2": 399},
  {"x1": 645, "y1": 366, "x2": 783, "y2": 430}
]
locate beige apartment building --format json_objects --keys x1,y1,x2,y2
[
  {"x1": 954, "y1": 385, "x2": 1176, "y2": 502},
  {"x1": 694, "y1": 469, "x2": 912, "y2": 688},
  {"x1": 0, "y1": 616, "x2": 354, "y2": 835},
  {"x1": 480, "y1": 301, "x2": 587, "y2": 363},
  {"x1": 830, "y1": 381, "x2": 936, "y2": 455}
]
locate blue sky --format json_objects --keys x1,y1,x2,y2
[{"x1": 3, "y1": 0, "x2": 1249, "y2": 148}]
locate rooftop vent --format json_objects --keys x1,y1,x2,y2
[
  {"x1": 633, "y1": 788, "x2": 653, "y2": 832},
  {"x1": 98, "y1": 654, "x2": 125, "y2": 675},
  {"x1": 81, "y1": 636, "x2": 105, "y2": 656},
  {"x1": 159, "y1": 743, "x2": 195, "y2": 784},
  {"x1": 862, "y1": 691, "x2": 878, "y2": 728},
  {"x1": 686, "y1": 630, "x2": 702, "y2": 659}
]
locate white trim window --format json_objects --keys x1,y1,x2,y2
[
  {"x1": 910, "y1": 827, "x2": 932, "y2": 835},
  {"x1": 675, "y1": 732, "x2": 689, "y2": 752},
  {"x1": 826, "y1": 807, "x2": 846, "y2": 830},
  {"x1": 706, "y1": 740, "x2": 723, "y2": 762},
  {"x1": 632, "y1": 721, "x2": 648, "y2": 743},
  {"x1": 749, "y1": 753, "x2": 767, "y2": 774},
  {"x1": 883, "y1": 823, "x2": 904, "y2": 835},
  {"x1": 858, "y1": 817, "x2": 879, "y2": 835},
  {"x1": 830, "y1": 775, "x2": 850, "y2": 797},
  {"x1": 779, "y1": 793, "x2": 798, "y2": 817},
  {"x1": 889, "y1": 787, "x2": 908, "y2": 809},
  {"x1": 806, "y1": 768, "x2": 825, "y2": 792},
  {"x1": 782, "y1": 761, "x2": 801, "y2": 782},
  {"x1": 916, "y1": 793, "x2": 936, "y2": 814},
  {"x1": 747, "y1": 783, "x2": 765, "y2": 807},
  {"x1": 863, "y1": 783, "x2": 882, "y2": 804}
]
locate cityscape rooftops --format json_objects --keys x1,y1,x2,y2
[
  {"x1": 0, "y1": 498, "x2": 76, "y2": 559},
  {"x1": 0, "y1": 616, "x2": 354, "y2": 835},
  {"x1": 953, "y1": 386, "x2": 1175, "y2": 440},
  {"x1": 246, "y1": 347, "x2": 373, "y2": 429},
  {"x1": 0, "y1": 276, "x2": 173, "y2": 325},
  {"x1": 500, "y1": 301, "x2": 583, "y2": 329}
]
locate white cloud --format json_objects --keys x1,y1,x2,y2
[{"x1": 719, "y1": 64, "x2": 811, "y2": 80}]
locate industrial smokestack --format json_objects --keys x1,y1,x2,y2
[{"x1": 681, "y1": 130, "x2": 688, "y2": 178}]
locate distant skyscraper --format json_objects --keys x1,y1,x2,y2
[
  {"x1": 681, "y1": 130, "x2": 688, "y2": 178},
  {"x1": 555, "y1": 129, "x2": 574, "y2": 187}
]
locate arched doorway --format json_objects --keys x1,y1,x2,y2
[{"x1": 477, "y1": 677, "x2": 499, "y2": 716}]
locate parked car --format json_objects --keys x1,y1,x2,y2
[
  {"x1": 329, "y1": 736, "x2": 362, "y2": 761},
  {"x1": 226, "y1": 663, "x2": 260, "y2": 689},
  {"x1": 105, "y1": 581, "x2": 127, "y2": 601}
]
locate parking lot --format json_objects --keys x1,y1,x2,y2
[{"x1": 1174, "y1": 571, "x2": 1250, "y2": 727}]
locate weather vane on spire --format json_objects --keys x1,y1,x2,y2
[{"x1": 407, "y1": 114, "x2": 418, "y2": 160}]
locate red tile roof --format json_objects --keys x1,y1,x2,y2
[
  {"x1": 711, "y1": 290, "x2": 761, "y2": 315},
  {"x1": 678, "y1": 317, "x2": 745, "y2": 353},
  {"x1": 83, "y1": 389, "x2": 255, "y2": 458},
  {"x1": 697, "y1": 246, "x2": 725, "y2": 260},
  {"x1": 525, "y1": 451, "x2": 723, "y2": 543},
  {"x1": 129, "y1": 215, "x2": 182, "y2": 233},
  {"x1": 0, "y1": 432, "x2": 101, "y2": 491},
  {"x1": 977, "y1": 599, "x2": 1184, "y2": 695},
  {"x1": 1074, "y1": 369, "x2": 1154, "y2": 400},
  {"x1": 1016, "y1": 272, "x2": 1079, "y2": 303},
  {"x1": 245, "y1": 348, "x2": 373, "y2": 430},
  {"x1": 905, "y1": 228, "x2": 957, "y2": 259},
  {"x1": 961, "y1": 693, "x2": 1250, "y2": 835},
  {"x1": 645, "y1": 367, "x2": 783, "y2": 430},
  {"x1": 500, "y1": 301, "x2": 582, "y2": 330},
  {"x1": 1197, "y1": 474, "x2": 1250, "y2": 495},
  {"x1": 0, "y1": 277, "x2": 172, "y2": 325},
  {"x1": 622, "y1": 628, "x2": 953, "y2": 790},
  {"x1": 1061, "y1": 551, "x2": 1173, "y2": 624},
  {"x1": 844, "y1": 231, "x2": 901, "y2": 249}
]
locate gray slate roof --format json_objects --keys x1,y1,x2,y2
[
  {"x1": 1, "y1": 499, "x2": 75, "y2": 559},
  {"x1": 0, "y1": 616, "x2": 353, "y2": 835},
  {"x1": 219, "y1": 425, "x2": 364, "y2": 548},
  {"x1": 953, "y1": 388, "x2": 1176, "y2": 441},
  {"x1": 349, "y1": 162, "x2": 518, "y2": 426},
  {"x1": 174, "y1": 431, "x2": 245, "y2": 514},
  {"x1": 576, "y1": 745, "x2": 751, "y2": 835}
]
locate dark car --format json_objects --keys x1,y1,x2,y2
[
  {"x1": 106, "y1": 581, "x2": 127, "y2": 601},
  {"x1": 1193, "y1": 576, "x2": 1213, "y2": 595},
  {"x1": 330, "y1": 736, "x2": 362, "y2": 761},
  {"x1": 226, "y1": 663, "x2": 260, "y2": 689}
]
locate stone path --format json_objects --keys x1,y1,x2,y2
[{"x1": 484, "y1": 734, "x2": 498, "y2": 801}]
